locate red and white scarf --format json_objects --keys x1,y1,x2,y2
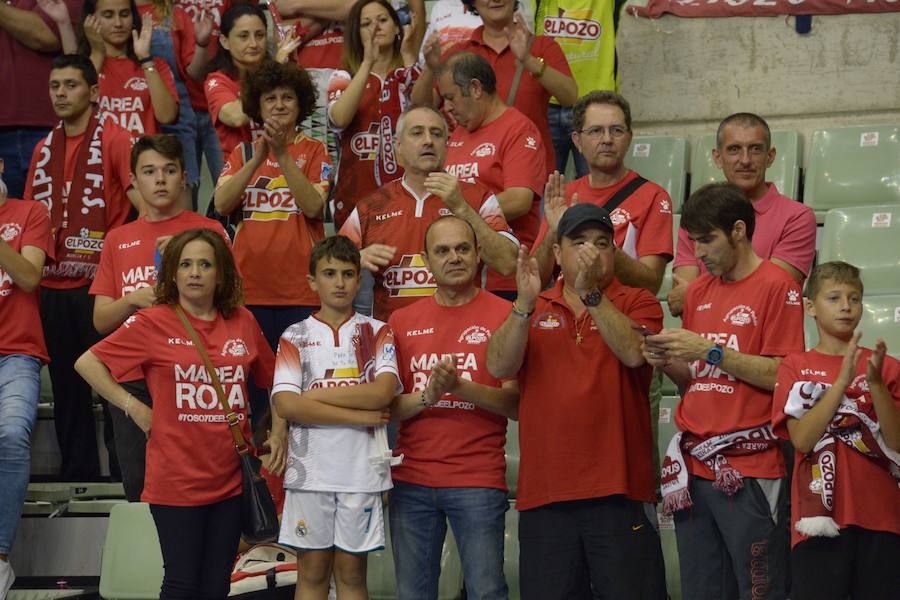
[
  {"x1": 373, "y1": 64, "x2": 421, "y2": 187},
  {"x1": 784, "y1": 380, "x2": 900, "y2": 537},
  {"x1": 29, "y1": 109, "x2": 108, "y2": 280},
  {"x1": 661, "y1": 425, "x2": 779, "y2": 515}
]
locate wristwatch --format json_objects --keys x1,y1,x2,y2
[
  {"x1": 580, "y1": 288, "x2": 602, "y2": 307},
  {"x1": 705, "y1": 344, "x2": 725, "y2": 366}
]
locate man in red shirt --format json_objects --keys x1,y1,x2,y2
[
  {"x1": 339, "y1": 104, "x2": 518, "y2": 321},
  {"x1": 0, "y1": 156, "x2": 51, "y2": 594},
  {"x1": 24, "y1": 54, "x2": 139, "y2": 482},
  {"x1": 644, "y1": 183, "x2": 805, "y2": 600},
  {"x1": 668, "y1": 112, "x2": 816, "y2": 316},
  {"x1": 487, "y1": 203, "x2": 666, "y2": 599},
  {"x1": 437, "y1": 52, "x2": 546, "y2": 299},
  {"x1": 388, "y1": 215, "x2": 519, "y2": 599},
  {"x1": 0, "y1": 0, "x2": 81, "y2": 199}
]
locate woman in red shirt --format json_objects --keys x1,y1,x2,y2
[
  {"x1": 79, "y1": 0, "x2": 180, "y2": 136},
  {"x1": 75, "y1": 228, "x2": 282, "y2": 599}
]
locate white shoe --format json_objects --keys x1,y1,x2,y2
[{"x1": 0, "y1": 559, "x2": 14, "y2": 600}]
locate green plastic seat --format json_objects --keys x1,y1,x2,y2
[
  {"x1": 656, "y1": 395, "x2": 682, "y2": 600},
  {"x1": 803, "y1": 295, "x2": 900, "y2": 359},
  {"x1": 99, "y1": 502, "x2": 163, "y2": 600},
  {"x1": 657, "y1": 215, "x2": 681, "y2": 301},
  {"x1": 503, "y1": 504, "x2": 520, "y2": 600},
  {"x1": 623, "y1": 136, "x2": 689, "y2": 213},
  {"x1": 26, "y1": 482, "x2": 73, "y2": 503},
  {"x1": 805, "y1": 125, "x2": 900, "y2": 222},
  {"x1": 818, "y1": 205, "x2": 900, "y2": 295},
  {"x1": 68, "y1": 498, "x2": 128, "y2": 515},
  {"x1": 689, "y1": 130, "x2": 800, "y2": 200},
  {"x1": 505, "y1": 420, "x2": 519, "y2": 499}
]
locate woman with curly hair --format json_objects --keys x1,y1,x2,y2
[
  {"x1": 75, "y1": 227, "x2": 277, "y2": 599},
  {"x1": 213, "y1": 60, "x2": 330, "y2": 425}
]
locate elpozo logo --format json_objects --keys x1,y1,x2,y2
[
  {"x1": 383, "y1": 254, "x2": 436, "y2": 298},
  {"x1": 542, "y1": 16, "x2": 602, "y2": 40},
  {"x1": 65, "y1": 227, "x2": 104, "y2": 253}
]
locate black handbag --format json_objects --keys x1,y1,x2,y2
[{"x1": 173, "y1": 305, "x2": 279, "y2": 544}]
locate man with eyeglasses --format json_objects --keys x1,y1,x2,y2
[
  {"x1": 667, "y1": 113, "x2": 816, "y2": 317},
  {"x1": 531, "y1": 90, "x2": 674, "y2": 294}
]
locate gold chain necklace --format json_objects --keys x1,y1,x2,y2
[{"x1": 574, "y1": 313, "x2": 589, "y2": 345}]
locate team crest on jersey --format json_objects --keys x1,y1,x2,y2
[
  {"x1": 383, "y1": 254, "x2": 436, "y2": 298},
  {"x1": 786, "y1": 289, "x2": 801, "y2": 306},
  {"x1": 458, "y1": 325, "x2": 491, "y2": 345},
  {"x1": 295, "y1": 519, "x2": 308, "y2": 537},
  {"x1": 221, "y1": 338, "x2": 249, "y2": 357},
  {"x1": 723, "y1": 305, "x2": 758, "y2": 327},
  {"x1": 123, "y1": 77, "x2": 149, "y2": 92},
  {"x1": 609, "y1": 208, "x2": 631, "y2": 227},
  {"x1": 472, "y1": 142, "x2": 496, "y2": 158},
  {"x1": 525, "y1": 137, "x2": 537, "y2": 150},
  {"x1": 537, "y1": 312, "x2": 562, "y2": 329},
  {"x1": 207, "y1": 78, "x2": 219, "y2": 90},
  {"x1": 659, "y1": 199, "x2": 672, "y2": 214},
  {"x1": 0, "y1": 223, "x2": 21, "y2": 242}
]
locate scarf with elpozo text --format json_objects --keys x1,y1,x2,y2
[
  {"x1": 29, "y1": 108, "x2": 107, "y2": 280},
  {"x1": 784, "y1": 379, "x2": 900, "y2": 537},
  {"x1": 660, "y1": 425, "x2": 779, "y2": 515}
]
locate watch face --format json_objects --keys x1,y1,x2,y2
[
  {"x1": 706, "y1": 346, "x2": 724, "y2": 365},
  {"x1": 582, "y1": 290, "x2": 601, "y2": 307}
]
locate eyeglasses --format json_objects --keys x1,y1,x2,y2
[{"x1": 578, "y1": 125, "x2": 629, "y2": 139}]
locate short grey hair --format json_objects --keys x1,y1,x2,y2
[
  {"x1": 716, "y1": 113, "x2": 771, "y2": 149},
  {"x1": 396, "y1": 104, "x2": 448, "y2": 140}
]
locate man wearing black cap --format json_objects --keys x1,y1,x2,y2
[{"x1": 487, "y1": 204, "x2": 666, "y2": 599}]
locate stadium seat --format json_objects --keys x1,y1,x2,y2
[
  {"x1": 803, "y1": 295, "x2": 900, "y2": 359},
  {"x1": 689, "y1": 131, "x2": 800, "y2": 200},
  {"x1": 99, "y1": 502, "x2": 163, "y2": 600},
  {"x1": 805, "y1": 124, "x2": 900, "y2": 221},
  {"x1": 623, "y1": 136, "x2": 689, "y2": 212},
  {"x1": 657, "y1": 215, "x2": 681, "y2": 301},
  {"x1": 505, "y1": 420, "x2": 519, "y2": 498},
  {"x1": 503, "y1": 504, "x2": 520, "y2": 600},
  {"x1": 818, "y1": 205, "x2": 900, "y2": 295},
  {"x1": 657, "y1": 395, "x2": 682, "y2": 600}
]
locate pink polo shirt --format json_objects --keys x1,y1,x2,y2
[{"x1": 674, "y1": 183, "x2": 816, "y2": 278}]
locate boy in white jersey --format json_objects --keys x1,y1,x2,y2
[{"x1": 272, "y1": 236, "x2": 401, "y2": 600}]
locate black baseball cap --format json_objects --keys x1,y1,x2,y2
[{"x1": 557, "y1": 203, "x2": 615, "y2": 242}]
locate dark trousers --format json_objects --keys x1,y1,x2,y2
[
  {"x1": 150, "y1": 495, "x2": 242, "y2": 599},
  {"x1": 791, "y1": 526, "x2": 900, "y2": 600},
  {"x1": 246, "y1": 305, "x2": 317, "y2": 432},
  {"x1": 109, "y1": 380, "x2": 152, "y2": 502},
  {"x1": 40, "y1": 285, "x2": 118, "y2": 481},
  {"x1": 519, "y1": 496, "x2": 667, "y2": 600}
]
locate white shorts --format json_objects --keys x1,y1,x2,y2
[{"x1": 278, "y1": 490, "x2": 385, "y2": 553}]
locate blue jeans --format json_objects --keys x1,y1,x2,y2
[
  {"x1": 0, "y1": 127, "x2": 50, "y2": 200},
  {"x1": 547, "y1": 104, "x2": 588, "y2": 178},
  {"x1": 389, "y1": 481, "x2": 509, "y2": 600},
  {"x1": 0, "y1": 354, "x2": 41, "y2": 554}
]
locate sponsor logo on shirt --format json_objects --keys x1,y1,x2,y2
[
  {"x1": 542, "y1": 16, "x2": 602, "y2": 41},
  {"x1": 448, "y1": 140, "x2": 464, "y2": 148},
  {"x1": 121, "y1": 265, "x2": 156, "y2": 294},
  {"x1": 471, "y1": 142, "x2": 496, "y2": 158},
  {"x1": 696, "y1": 303, "x2": 712, "y2": 312},
  {"x1": 723, "y1": 305, "x2": 758, "y2": 327},
  {"x1": 799, "y1": 368, "x2": 828, "y2": 377},
  {"x1": 458, "y1": 325, "x2": 491, "y2": 345},
  {"x1": 0, "y1": 223, "x2": 21, "y2": 242},
  {"x1": 168, "y1": 337, "x2": 195, "y2": 346},
  {"x1": 351, "y1": 122, "x2": 379, "y2": 160},
  {"x1": 321, "y1": 162, "x2": 332, "y2": 181},
  {"x1": 610, "y1": 208, "x2": 631, "y2": 227},
  {"x1": 64, "y1": 228, "x2": 104, "y2": 254},
  {"x1": 222, "y1": 338, "x2": 249, "y2": 357},
  {"x1": 174, "y1": 363, "x2": 247, "y2": 412},
  {"x1": 525, "y1": 136, "x2": 537, "y2": 150},
  {"x1": 123, "y1": 77, "x2": 149, "y2": 92},
  {"x1": 410, "y1": 352, "x2": 481, "y2": 408},
  {"x1": 375, "y1": 210, "x2": 403, "y2": 222},
  {"x1": 445, "y1": 162, "x2": 479, "y2": 183},
  {"x1": 243, "y1": 176, "x2": 299, "y2": 221},
  {"x1": 811, "y1": 449, "x2": 836, "y2": 510},
  {"x1": 309, "y1": 366, "x2": 363, "y2": 388},
  {"x1": 786, "y1": 289, "x2": 801, "y2": 306},
  {"x1": 537, "y1": 313, "x2": 562, "y2": 329},
  {"x1": 406, "y1": 328, "x2": 434, "y2": 337},
  {"x1": 118, "y1": 239, "x2": 141, "y2": 250},
  {"x1": 383, "y1": 254, "x2": 436, "y2": 298}
]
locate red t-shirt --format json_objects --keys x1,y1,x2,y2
[
  {"x1": 98, "y1": 56, "x2": 179, "y2": 136},
  {"x1": 533, "y1": 170, "x2": 674, "y2": 261},
  {"x1": 327, "y1": 66, "x2": 419, "y2": 228},
  {"x1": 445, "y1": 27, "x2": 571, "y2": 173},
  {"x1": 25, "y1": 120, "x2": 135, "y2": 290},
  {"x1": 444, "y1": 107, "x2": 545, "y2": 291},
  {"x1": 516, "y1": 278, "x2": 662, "y2": 510},
  {"x1": 678, "y1": 260, "x2": 805, "y2": 480},
  {"x1": 339, "y1": 177, "x2": 516, "y2": 321},
  {"x1": 388, "y1": 289, "x2": 512, "y2": 490},
  {"x1": 773, "y1": 349, "x2": 900, "y2": 547},
  {"x1": 675, "y1": 183, "x2": 817, "y2": 278},
  {"x1": 91, "y1": 304, "x2": 274, "y2": 506},
  {"x1": 217, "y1": 134, "x2": 330, "y2": 306},
  {"x1": 0, "y1": 0, "x2": 82, "y2": 127},
  {"x1": 205, "y1": 70, "x2": 262, "y2": 159},
  {"x1": 0, "y1": 199, "x2": 50, "y2": 361}
]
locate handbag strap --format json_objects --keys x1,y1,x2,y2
[
  {"x1": 603, "y1": 175, "x2": 648, "y2": 215},
  {"x1": 173, "y1": 305, "x2": 249, "y2": 454}
]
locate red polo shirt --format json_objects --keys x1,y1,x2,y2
[
  {"x1": 516, "y1": 278, "x2": 662, "y2": 510},
  {"x1": 445, "y1": 26, "x2": 571, "y2": 174}
]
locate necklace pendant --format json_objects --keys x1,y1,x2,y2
[{"x1": 575, "y1": 333, "x2": 583, "y2": 345}]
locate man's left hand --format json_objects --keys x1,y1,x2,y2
[
  {"x1": 424, "y1": 172, "x2": 466, "y2": 212},
  {"x1": 646, "y1": 328, "x2": 711, "y2": 363}
]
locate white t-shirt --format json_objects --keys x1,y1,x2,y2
[{"x1": 273, "y1": 313, "x2": 401, "y2": 493}]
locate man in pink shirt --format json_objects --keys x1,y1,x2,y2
[{"x1": 668, "y1": 113, "x2": 816, "y2": 317}]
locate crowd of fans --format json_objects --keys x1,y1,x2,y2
[{"x1": 0, "y1": 1, "x2": 898, "y2": 600}]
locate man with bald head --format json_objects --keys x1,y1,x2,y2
[{"x1": 387, "y1": 215, "x2": 519, "y2": 599}]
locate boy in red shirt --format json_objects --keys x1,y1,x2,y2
[
  {"x1": 772, "y1": 261, "x2": 900, "y2": 600},
  {"x1": 644, "y1": 182, "x2": 804, "y2": 600}
]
